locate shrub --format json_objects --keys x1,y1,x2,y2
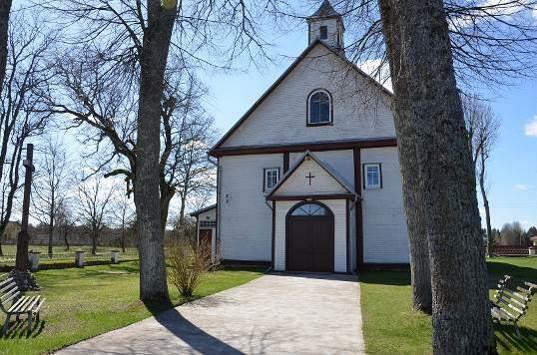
[{"x1": 168, "y1": 237, "x2": 211, "y2": 297}]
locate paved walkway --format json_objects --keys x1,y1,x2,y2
[{"x1": 56, "y1": 273, "x2": 365, "y2": 354}]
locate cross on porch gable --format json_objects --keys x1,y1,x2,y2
[{"x1": 305, "y1": 171, "x2": 316, "y2": 185}]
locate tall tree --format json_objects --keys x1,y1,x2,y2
[
  {"x1": 377, "y1": 0, "x2": 493, "y2": 352},
  {"x1": 112, "y1": 192, "x2": 135, "y2": 253},
  {"x1": 311, "y1": 0, "x2": 537, "y2": 315},
  {"x1": 463, "y1": 94, "x2": 500, "y2": 257},
  {"x1": 48, "y1": 52, "x2": 216, "y2": 233},
  {"x1": 55, "y1": 199, "x2": 75, "y2": 251},
  {"x1": 32, "y1": 137, "x2": 70, "y2": 258},
  {"x1": 0, "y1": 0, "x2": 12, "y2": 95},
  {"x1": 134, "y1": 0, "x2": 178, "y2": 302},
  {"x1": 77, "y1": 177, "x2": 114, "y2": 255},
  {"x1": 0, "y1": 13, "x2": 53, "y2": 256},
  {"x1": 43, "y1": 0, "x2": 277, "y2": 302}
]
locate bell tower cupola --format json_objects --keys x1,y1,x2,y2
[{"x1": 307, "y1": 0, "x2": 345, "y2": 53}]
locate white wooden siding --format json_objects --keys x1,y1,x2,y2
[
  {"x1": 219, "y1": 154, "x2": 282, "y2": 261},
  {"x1": 361, "y1": 147, "x2": 409, "y2": 263},
  {"x1": 221, "y1": 44, "x2": 394, "y2": 148},
  {"x1": 197, "y1": 208, "x2": 216, "y2": 222},
  {"x1": 289, "y1": 150, "x2": 354, "y2": 190},
  {"x1": 309, "y1": 18, "x2": 343, "y2": 49},
  {"x1": 274, "y1": 158, "x2": 347, "y2": 196}
]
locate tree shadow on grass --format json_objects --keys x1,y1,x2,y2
[
  {"x1": 495, "y1": 324, "x2": 537, "y2": 353},
  {"x1": 487, "y1": 260, "x2": 537, "y2": 282},
  {"x1": 358, "y1": 262, "x2": 536, "y2": 288},
  {"x1": 143, "y1": 300, "x2": 243, "y2": 354},
  {"x1": 358, "y1": 270, "x2": 411, "y2": 286}
]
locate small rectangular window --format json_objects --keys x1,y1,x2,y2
[
  {"x1": 320, "y1": 26, "x2": 328, "y2": 40},
  {"x1": 363, "y1": 163, "x2": 382, "y2": 189},
  {"x1": 264, "y1": 168, "x2": 280, "y2": 191}
]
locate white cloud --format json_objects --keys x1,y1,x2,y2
[
  {"x1": 450, "y1": 0, "x2": 537, "y2": 29},
  {"x1": 358, "y1": 59, "x2": 392, "y2": 91},
  {"x1": 521, "y1": 220, "x2": 532, "y2": 229},
  {"x1": 513, "y1": 184, "x2": 534, "y2": 191},
  {"x1": 525, "y1": 116, "x2": 537, "y2": 136}
]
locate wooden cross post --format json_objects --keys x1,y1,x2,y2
[{"x1": 15, "y1": 144, "x2": 34, "y2": 272}]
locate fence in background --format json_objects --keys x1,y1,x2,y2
[
  {"x1": 0, "y1": 248, "x2": 139, "y2": 270},
  {"x1": 491, "y1": 245, "x2": 532, "y2": 256}
]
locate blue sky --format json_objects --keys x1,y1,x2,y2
[{"x1": 200, "y1": 19, "x2": 537, "y2": 231}]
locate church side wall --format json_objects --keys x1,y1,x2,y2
[
  {"x1": 361, "y1": 147, "x2": 410, "y2": 263},
  {"x1": 218, "y1": 154, "x2": 282, "y2": 261}
]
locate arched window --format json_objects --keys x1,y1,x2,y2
[
  {"x1": 308, "y1": 90, "x2": 332, "y2": 125},
  {"x1": 290, "y1": 203, "x2": 330, "y2": 216}
]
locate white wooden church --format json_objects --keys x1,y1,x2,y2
[{"x1": 192, "y1": 0, "x2": 410, "y2": 273}]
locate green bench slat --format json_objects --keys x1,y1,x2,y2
[
  {"x1": 492, "y1": 275, "x2": 536, "y2": 335},
  {"x1": 1, "y1": 291, "x2": 21, "y2": 306},
  {"x1": 0, "y1": 287, "x2": 19, "y2": 303},
  {"x1": 26, "y1": 296, "x2": 41, "y2": 312},
  {"x1": 10, "y1": 296, "x2": 34, "y2": 313},
  {"x1": 7, "y1": 296, "x2": 27, "y2": 313},
  {"x1": 0, "y1": 277, "x2": 46, "y2": 336},
  {"x1": 0, "y1": 277, "x2": 14, "y2": 289},
  {"x1": 33, "y1": 298, "x2": 45, "y2": 313},
  {"x1": 0, "y1": 281, "x2": 17, "y2": 294}
]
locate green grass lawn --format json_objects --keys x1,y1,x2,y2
[
  {"x1": 0, "y1": 261, "x2": 264, "y2": 355},
  {"x1": 360, "y1": 257, "x2": 537, "y2": 354}
]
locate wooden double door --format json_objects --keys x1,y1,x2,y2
[
  {"x1": 286, "y1": 202, "x2": 334, "y2": 272},
  {"x1": 199, "y1": 229, "x2": 212, "y2": 253}
]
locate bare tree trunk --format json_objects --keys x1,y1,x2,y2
[
  {"x1": 159, "y1": 183, "x2": 175, "y2": 234},
  {"x1": 121, "y1": 214, "x2": 126, "y2": 253},
  {"x1": 47, "y1": 222, "x2": 53, "y2": 258},
  {"x1": 135, "y1": 0, "x2": 177, "y2": 303},
  {"x1": 179, "y1": 193, "x2": 187, "y2": 226},
  {"x1": 0, "y1": 222, "x2": 6, "y2": 256},
  {"x1": 121, "y1": 229, "x2": 126, "y2": 253},
  {"x1": 405, "y1": 184, "x2": 432, "y2": 313},
  {"x1": 63, "y1": 228, "x2": 69, "y2": 251},
  {"x1": 372, "y1": 0, "x2": 432, "y2": 315},
  {"x1": 91, "y1": 228, "x2": 97, "y2": 255},
  {"x1": 15, "y1": 144, "x2": 33, "y2": 272},
  {"x1": 377, "y1": 1, "x2": 493, "y2": 353},
  {"x1": 48, "y1": 200, "x2": 54, "y2": 258},
  {"x1": 0, "y1": 0, "x2": 12, "y2": 96},
  {"x1": 479, "y1": 155, "x2": 493, "y2": 257}
]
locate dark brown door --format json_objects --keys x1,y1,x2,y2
[
  {"x1": 199, "y1": 229, "x2": 212, "y2": 253},
  {"x1": 286, "y1": 203, "x2": 334, "y2": 272}
]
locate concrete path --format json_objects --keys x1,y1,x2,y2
[{"x1": 56, "y1": 273, "x2": 365, "y2": 354}]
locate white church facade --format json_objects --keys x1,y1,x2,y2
[{"x1": 193, "y1": 0, "x2": 410, "y2": 273}]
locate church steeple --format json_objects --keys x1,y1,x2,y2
[{"x1": 307, "y1": 0, "x2": 345, "y2": 52}]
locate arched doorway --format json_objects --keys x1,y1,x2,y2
[{"x1": 286, "y1": 202, "x2": 334, "y2": 272}]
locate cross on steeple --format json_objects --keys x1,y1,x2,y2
[{"x1": 305, "y1": 172, "x2": 316, "y2": 185}]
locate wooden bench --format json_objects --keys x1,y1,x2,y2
[
  {"x1": 0, "y1": 275, "x2": 45, "y2": 336},
  {"x1": 491, "y1": 275, "x2": 536, "y2": 336}
]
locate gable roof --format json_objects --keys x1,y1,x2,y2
[
  {"x1": 189, "y1": 204, "x2": 216, "y2": 217},
  {"x1": 308, "y1": 0, "x2": 341, "y2": 19},
  {"x1": 266, "y1": 151, "x2": 357, "y2": 201},
  {"x1": 209, "y1": 40, "x2": 393, "y2": 156}
]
